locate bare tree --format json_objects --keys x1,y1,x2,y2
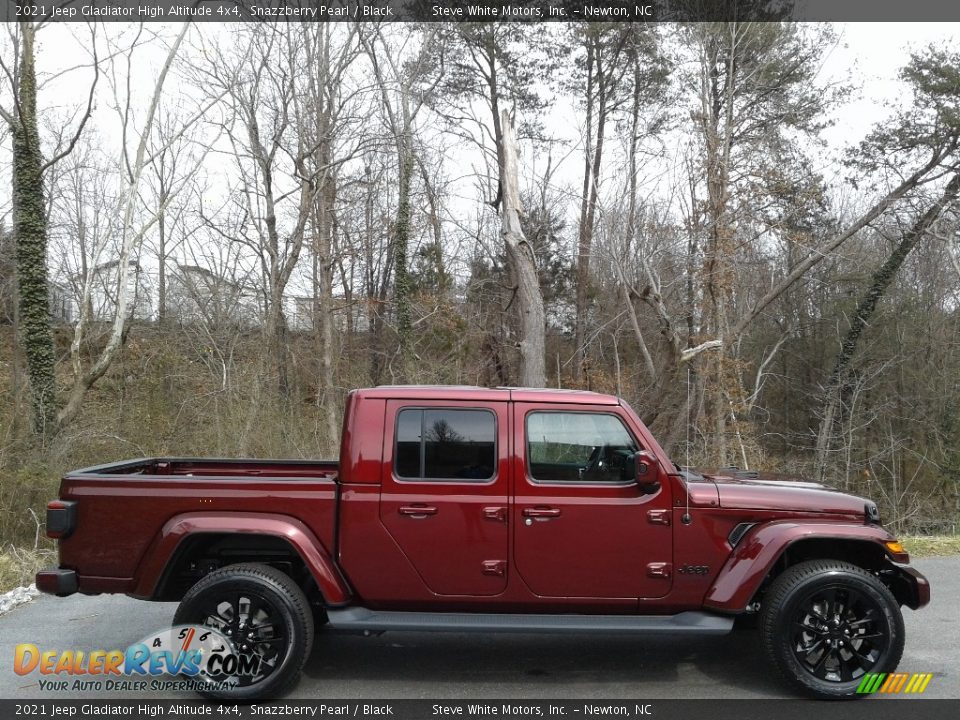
[
  {"x1": 143, "y1": 110, "x2": 198, "y2": 326},
  {"x1": 361, "y1": 24, "x2": 440, "y2": 378},
  {"x1": 197, "y1": 25, "x2": 312, "y2": 398},
  {"x1": 59, "y1": 23, "x2": 207, "y2": 428},
  {"x1": 815, "y1": 173, "x2": 960, "y2": 479},
  {"x1": 500, "y1": 110, "x2": 545, "y2": 387},
  {"x1": 299, "y1": 23, "x2": 364, "y2": 450},
  {"x1": 572, "y1": 26, "x2": 636, "y2": 382}
]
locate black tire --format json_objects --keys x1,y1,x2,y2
[
  {"x1": 173, "y1": 563, "x2": 314, "y2": 701},
  {"x1": 733, "y1": 612, "x2": 760, "y2": 631},
  {"x1": 760, "y1": 559, "x2": 904, "y2": 699}
]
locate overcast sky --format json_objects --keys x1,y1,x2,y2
[
  {"x1": 14, "y1": 21, "x2": 960, "y2": 198},
  {"x1": 3, "y1": 21, "x2": 959, "y2": 302},
  {"x1": 823, "y1": 23, "x2": 959, "y2": 146}
]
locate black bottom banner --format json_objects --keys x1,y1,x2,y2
[{"x1": 3, "y1": 700, "x2": 958, "y2": 720}]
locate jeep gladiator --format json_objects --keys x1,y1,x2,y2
[{"x1": 37, "y1": 386, "x2": 930, "y2": 700}]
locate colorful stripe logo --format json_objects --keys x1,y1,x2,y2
[{"x1": 856, "y1": 672, "x2": 933, "y2": 694}]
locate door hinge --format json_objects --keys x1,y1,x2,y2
[
  {"x1": 646, "y1": 562, "x2": 671, "y2": 579},
  {"x1": 482, "y1": 560, "x2": 507, "y2": 577},
  {"x1": 647, "y1": 509, "x2": 671, "y2": 526},
  {"x1": 483, "y1": 506, "x2": 508, "y2": 523}
]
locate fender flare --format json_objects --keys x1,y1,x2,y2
[
  {"x1": 130, "y1": 511, "x2": 351, "y2": 605},
  {"x1": 703, "y1": 520, "x2": 897, "y2": 612}
]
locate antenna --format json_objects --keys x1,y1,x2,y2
[{"x1": 682, "y1": 366, "x2": 692, "y2": 526}]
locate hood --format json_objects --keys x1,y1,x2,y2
[{"x1": 698, "y1": 468, "x2": 870, "y2": 518}]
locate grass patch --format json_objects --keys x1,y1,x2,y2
[
  {"x1": 901, "y1": 535, "x2": 960, "y2": 558},
  {"x1": 0, "y1": 547, "x2": 55, "y2": 593}
]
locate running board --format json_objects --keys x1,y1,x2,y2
[{"x1": 326, "y1": 608, "x2": 733, "y2": 635}]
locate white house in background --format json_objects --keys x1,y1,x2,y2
[
  {"x1": 48, "y1": 281, "x2": 74, "y2": 324},
  {"x1": 71, "y1": 260, "x2": 153, "y2": 322},
  {"x1": 54, "y1": 257, "x2": 367, "y2": 333},
  {"x1": 167, "y1": 263, "x2": 262, "y2": 328},
  {"x1": 286, "y1": 295, "x2": 370, "y2": 334},
  {"x1": 288, "y1": 296, "x2": 315, "y2": 332}
]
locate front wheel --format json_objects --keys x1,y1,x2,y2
[
  {"x1": 173, "y1": 563, "x2": 314, "y2": 700},
  {"x1": 760, "y1": 559, "x2": 904, "y2": 699}
]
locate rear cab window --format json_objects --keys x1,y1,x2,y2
[{"x1": 394, "y1": 408, "x2": 497, "y2": 481}]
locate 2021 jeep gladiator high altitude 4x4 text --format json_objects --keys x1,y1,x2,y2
[{"x1": 37, "y1": 386, "x2": 929, "y2": 700}]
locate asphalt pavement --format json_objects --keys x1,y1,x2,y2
[{"x1": 1, "y1": 557, "x2": 956, "y2": 700}]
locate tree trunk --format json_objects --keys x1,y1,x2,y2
[
  {"x1": 698, "y1": 28, "x2": 739, "y2": 466},
  {"x1": 393, "y1": 147, "x2": 414, "y2": 377},
  {"x1": 500, "y1": 111, "x2": 546, "y2": 388},
  {"x1": 622, "y1": 52, "x2": 657, "y2": 384},
  {"x1": 12, "y1": 22, "x2": 57, "y2": 435},
  {"x1": 574, "y1": 40, "x2": 595, "y2": 382},
  {"x1": 580, "y1": 76, "x2": 609, "y2": 381},
  {"x1": 364, "y1": 165, "x2": 384, "y2": 385},
  {"x1": 157, "y1": 204, "x2": 167, "y2": 325},
  {"x1": 266, "y1": 293, "x2": 289, "y2": 397},
  {"x1": 314, "y1": 163, "x2": 338, "y2": 453},
  {"x1": 11, "y1": 22, "x2": 56, "y2": 435},
  {"x1": 154, "y1": 150, "x2": 169, "y2": 326},
  {"x1": 814, "y1": 171, "x2": 960, "y2": 480}
]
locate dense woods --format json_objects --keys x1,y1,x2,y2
[{"x1": 1, "y1": 19, "x2": 960, "y2": 553}]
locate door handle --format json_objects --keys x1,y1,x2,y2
[
  {"x1": 522, "y1": 507, "x2": 561, "y2": 519},
  {"x1": 398, "y1": 505, "x2": 438, "y2": 517},
  {"x1": 483, "y1": 506, "x2": 508, "y2": 523}
]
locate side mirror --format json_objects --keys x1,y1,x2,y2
[{"x1": 632, "y1": 450, "x2": 661, "y2": 494}]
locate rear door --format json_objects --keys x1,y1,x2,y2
[
  {"x1": 380, "y1": 400, "x2": 509, "y2": 596},
  {"x1": 512, "y1": 403, "x2": 674, "y2": 599}
]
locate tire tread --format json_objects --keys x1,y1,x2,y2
[
  {"x1": 759, "y1": 559, "x2": 904, "y2": 699},
  {"x1": 174, "y1": 562, "x2": 314, "y2": 700}
]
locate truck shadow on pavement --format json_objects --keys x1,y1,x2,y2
[{"x1": 298, "y1": 626, "x2": 787, "y2": 699}]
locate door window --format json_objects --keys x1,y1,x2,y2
[
  {"x1": 394, "y1": 408, "x2": 496, "y2": 481},
  {"x1": 526, "y1": 412, "x2": 638, "y2": 483}
]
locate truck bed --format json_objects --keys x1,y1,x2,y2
[
  {"x1": 69, "y1": 456, "x2": 339, "y2": 479},
  {"x1": 55, "y1": 457, "x2": 340, "y2": 598}
]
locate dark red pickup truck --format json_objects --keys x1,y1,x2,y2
[{"x1": 37, "y1": 386, "x2": 929, "y2": 700}]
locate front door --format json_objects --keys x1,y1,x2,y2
[
  {"x1": 380, "y1": 400, "x2": 509, "y2": 596},
  {"x1": 512, "y1": 404, "x2": 673, "y2": 599}
]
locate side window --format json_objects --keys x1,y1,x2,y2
[
  {"x1": 527, "y1": 412, "x2": 638, "y2": 484},
  {"x1": 394, "y1": 408, "x2": 496, "y2": 481},
  {"x1": 395, "y1": 410, "x2": 423, "y2": 479}
]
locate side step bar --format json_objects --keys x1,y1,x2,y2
[{"x1": 326, "y1": 608, "x2": 733, "y2": 635}]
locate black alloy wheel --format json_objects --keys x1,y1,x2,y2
[
  {"x1": 790, "y1": 584, "x2": 889, "y2": 682},
  {"x1": 760, "y1": 559, "x2": 904, "y2": 698},
  {"x1": 173, "y1": 563, "x2": 314, "y2": 700}
]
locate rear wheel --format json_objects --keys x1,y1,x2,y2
[
  {"x1": 760, "y1": 559, "x2": 904, "y2": 699},
  {"x1": 173, "y1": 563, "x2": 314, "y2": 700}
]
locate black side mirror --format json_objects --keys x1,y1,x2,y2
[{"x1": 632, "y1": 450, "x2": 661, "y2": 494}]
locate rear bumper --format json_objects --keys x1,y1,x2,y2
[{"x1": 35, "y1": 567, "x2": 78, "y2": 597}]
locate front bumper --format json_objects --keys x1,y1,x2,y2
[
  {"x1": 892, "y1": 565, "x2": 931, "y2": 610},
  {"x1": 35, "y1": 567, "x2": 78, "y2": 597}
]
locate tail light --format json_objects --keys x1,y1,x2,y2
[{"x1": 46, "y1": 500, "x2": 77, "y2": 539}]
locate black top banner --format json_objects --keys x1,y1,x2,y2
[{"x1": 4, "y1": 0, "x2": 960, "y2": 23}]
